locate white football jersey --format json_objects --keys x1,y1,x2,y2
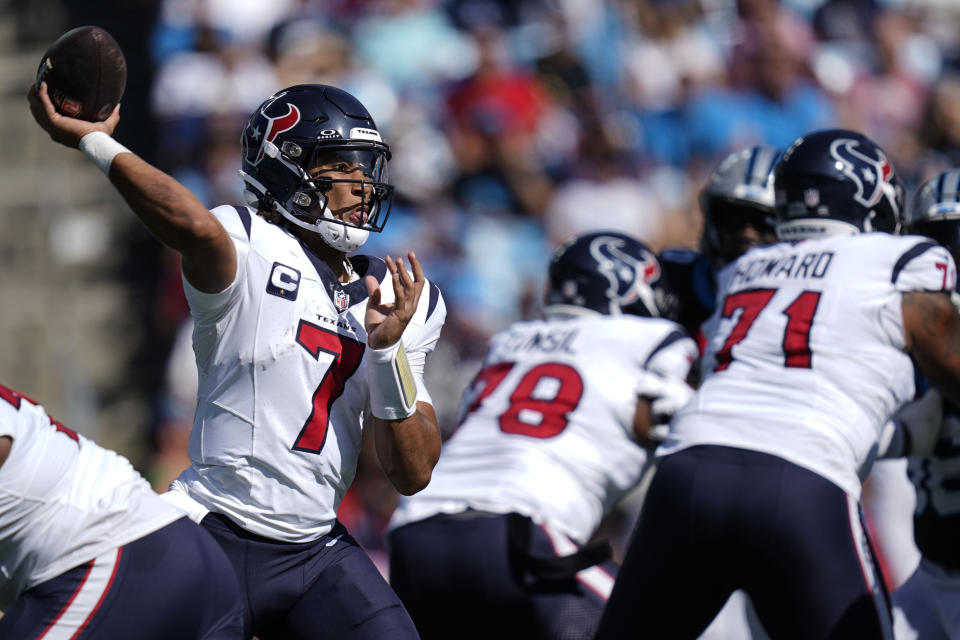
[
  {"x1": 662, "y1": 233, "x2": 958, "y2": 498},
  {"x1": 170, "y1": 206, "x2": 446, "y2": 542},
  {"x1": 0, "y1": 385, "x2": 183, "y2": 610},
  {"x1": 388, "y1": 312, "x2": 697, "y2": 545}
]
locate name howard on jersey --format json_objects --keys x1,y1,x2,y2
[
  {"x1": 500, "y1": 327, "x2": 579, "y2": 354},
  {"x1": 730, "y1": 250, "x2": 834, "y2": 289}
]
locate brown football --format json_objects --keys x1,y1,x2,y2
[{"x1": 36, "y1": 26, "x2": 127, "y2": 122}]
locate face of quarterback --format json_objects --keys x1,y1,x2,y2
[{"x1": 308, "y1": 150, "x2": 380, "y2": 228}]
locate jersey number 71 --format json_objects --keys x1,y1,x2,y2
[{"x1": 714, "y1": 289, "x2": 822, "y2": 372}]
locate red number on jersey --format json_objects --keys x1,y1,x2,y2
[
  {"x1": 714, "y1": 289, "x2": 821, "y2": 372},
  {"x1": 458, "y1": 362, "x2": 515, "y2": 426},
  {"x1": 714, "y1": 289, "x2": 775, "y2": 371},
  {"x1": 293, "y1": 321, "x2": 365, "y2": 454},
  {"x1": 936, "y1": 262, "x2": 950, "y2": 290},
  {"x1": 0, "y1": 384, "x2": 79, "y2": 442},
  {"x1": 461, "y1": 362, "x2": 585, "y2": 439}
]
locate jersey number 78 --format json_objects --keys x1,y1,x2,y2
[{"x1": 458, "y1": 362, "x2": 584, "y2": 438}]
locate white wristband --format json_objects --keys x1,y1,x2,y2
[
  {"x1": 78, "y1": 131, "x2": 129, "y2": 175},
  {"x1": 367, "y1": 341, "x2": 417, "y2": 420}
]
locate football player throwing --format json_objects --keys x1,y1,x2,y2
[{"x1": 28, "y1": 82, "x2": 444, "y2": 640}]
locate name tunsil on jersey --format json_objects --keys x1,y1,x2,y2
[
  {"x1": 730, "y1": 250, "x2": 834, "y2": 288},
  {"x1": 500, "y1": 327, "x2": 579, "y2": 354}
]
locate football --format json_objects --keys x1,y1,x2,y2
[{"x1": 35, "y1": 26, "x2": 126, "y2": 122}]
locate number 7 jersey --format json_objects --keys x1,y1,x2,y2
[
  {"x1": 170, "y1": 206, "x2": 446, "y2": 542},
  {"x1": 662, "y1": 233, "x2": 957, "y2": 498}
]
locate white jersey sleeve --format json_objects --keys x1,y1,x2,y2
[
  {"x1": 172, "y1": 207, "x2": 447, "y2": 542},
  {"x1": 181, "y1": 205, "x2": 250, "y2": 321},
  {"x1": 389, "y1": 314, "x2": 696, "y2": 544},
  {"x1": 665, "y1": 234, "x2": 957, "y2": 498},
  {"x1": 0, "y1": 385, "x2": 183, "y2": 610}
]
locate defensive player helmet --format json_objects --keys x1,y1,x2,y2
[
  {"x1": 700, "y1": 145, "x2": 780, "y2": 267},
  {"x1": 773, "y1": 128, "x2": 903, "y2": 240},
  {"x1": 905, "y1": 169, "x2": 960, "y2": 263},
  {"x1": 545, "y1": 231, "x2": 677, "y2": 319},
  {"x1": 239, "y1": 84, "x2": 394, "y2": 252}
]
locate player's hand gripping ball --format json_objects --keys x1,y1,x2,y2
[{"x1": 35, "y1": 26, "x2": 126, "y2": 122}]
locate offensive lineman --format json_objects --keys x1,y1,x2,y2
[
  {"x1": 596, "y1": 129, "x2": 960, "y2": 639},
  {"x1": 0, "y1": 384, "x2": 243, "y2": 638},
  {"x1": 892, "y1": 168, "x2": 960, "y2": 640},
  {"x1": 28, "y1": 82, "x2": 444, "y2": 639},
  {"x1": 387, "y1": 231, "x2": 697, "y2": 639}
]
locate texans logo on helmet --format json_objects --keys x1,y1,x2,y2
[
  {"x1": 249, "y1": 102, "x2": 302, "y2": 165},
  {"x1": 589, "y1": 236, "x2": 660, "y2": 307},
  {"x1": 829, "y1": 138, "x2": 894, "y2": 209}
]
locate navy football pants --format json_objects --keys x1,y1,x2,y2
[
  {"x1": 0, "y1": 516, "x2": 244, "y2": 639},
  {"x1": 389, "y1": 511, "x2": 617, "y2": 640},
  {"x1": 595, "y1": 445, "x2": 893, "y2": 640},
  {"x1": 200, "y1": 513, "x2": 418, "y2": 640}
]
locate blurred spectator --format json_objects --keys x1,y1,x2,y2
[
  {"x1": 914, "y1": 73, "x2": 960, "y2": 181},
  {"x1": 445, "y1": 25, "x2": 556, "y2": 218},
  {"x1": 544, "y1": 133, "x2": 668, "y2": 247},
  {"x1": 837, "y1": 10, "x2": 934, "y2": 175},
  {"x1": 352, "y1": 0, "x2": 478, "y2": 94}
]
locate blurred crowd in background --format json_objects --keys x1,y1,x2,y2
[{"x1": 21, "y1": 0, "x2": 960, "y2": 568}]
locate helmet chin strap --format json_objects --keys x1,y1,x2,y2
[
  {"x1": 239, "y1": 169, "x2": 371, "y2": 252},
  {"x1": 274, "y1": 201, "x2": 370, "y2": 253}
]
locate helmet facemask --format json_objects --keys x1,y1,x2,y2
[
  {"x1": 288, "y1": 146, "x2": 393, "y2": 252},
  {"x1": 245, "y1": 143, "x2": 393, "y2": 253}
]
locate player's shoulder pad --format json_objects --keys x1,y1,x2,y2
[
  {"x1": 355, "y1": 255, "x2": 445, "y2": 325},
  {"x1": 210, "y1": 204, "x2": 254, "y2": 241},
  {"x1": 889, "y1": 234, "x2": 957, "y2": 292},
  {"x1": 0, "y1": 385, "x2": 43, "y2": 439}
]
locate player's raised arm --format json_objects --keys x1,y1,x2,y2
[
  {"x1": 27, "y1": 82, "x2": 236, "y2": 294},
  {"x1": 365, "y1": 253, "x2": 442, "y2": 494}
]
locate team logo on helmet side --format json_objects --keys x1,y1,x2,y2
[
  {"x1": 249, "y1": 102, "x2": 302, "y2": 165},
  {"x1": 589, "y1": 236, "x2": 660, "y2": 308},
  {"x1": 829, "y1": 138, "x2": 894, "y2": 209}
]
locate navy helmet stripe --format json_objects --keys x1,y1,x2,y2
[
  {"x1": 744, "y1": 147, "x2": 759, "y2": 186},
  {"x1": 950, "y1": 170, "x2": 960, "y2": 202},
  {"x1": 891, "y1": 240, "x2": 939, "y2": 284},
  {"x1": 937, "y1": 171, "x2": 948, "y2": 204},
  {"x1": 232, "y1": 205, "x2": 252, "y2": 239}
]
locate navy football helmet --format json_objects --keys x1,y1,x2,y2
[
  {"x1": 239, "y1": 84, "x2": 394, "y2": 252},
  {"x1": 700, "y1": 145, "x2": 781, "y2": 267},
  {"x1": 545, "y1": 231, "x2": 677, "y2": 319},
  {"x1": 905, "y1": 169, "x2": 960, "y2": 264},
  {"x1": 773, "y1": 129, "x2": 904, "y2": 240}
]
